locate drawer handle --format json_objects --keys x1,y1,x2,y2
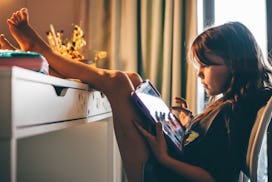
[{"x1": 53, "y1": 86, "x2": 68, "y2": 96}]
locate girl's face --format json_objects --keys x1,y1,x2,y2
[{"x1": 195, "y1": 53, "x2": 231, "y2": 96}]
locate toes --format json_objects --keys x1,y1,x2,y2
[
  {"x1": 21, "y1": 8, "x2": 28, "y2": 20},
  {"x1": 16, "y1": 11, "x2": 23, "y2": 22},
  {"x1": 8, "y1": 11, "x2": 27, "y2": 27},
  {"x1": 9, "y1": 8, "x2": 28, "y2": 26},
  {"x1": 16, "y1": 10, "x2": 23, "y2": 21},
  {"x1": 0, "y1": 34, "x2": 7, "y2": 42},
  {"x1": 10, "y1": 13, "x2": 19, "y2": 25},
  {"x1": 0, "y1": 34, "x2": 17, "y2": 50},
  {"x1": 7, "y1": 19, "x2": 14, "y2": 27}
]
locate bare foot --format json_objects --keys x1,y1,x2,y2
[
  {"x1": 7, "y1": 8, "x2": 49, "y2": 53},
  {"x1": 0, "y1": 34, "x2": 17, "y2": 50}
]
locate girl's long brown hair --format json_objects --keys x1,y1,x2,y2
[{"x1": 191, "y1": 22, "x2": 272, "y2": 117}]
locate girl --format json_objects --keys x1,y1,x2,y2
[{"x1": 1, "y1": 8, "x2": 271, "y2": 182}]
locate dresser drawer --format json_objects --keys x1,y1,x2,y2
[
  {"x1": 13, "y1": 78, "x2": 89, "y2": 127},
  {"x1": 87, "y1": 91, "x2": 112, "y2": 117},
  {"x1": 0, "y1": 66, "x2": 112, "y2": 129}
]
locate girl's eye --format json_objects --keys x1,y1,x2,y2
[
  {"x1": 200, "y1": 64, "x2": 209, "y2": 68},
  {"x1": 192, "y1": 59, "x2": 210, "y2": 70}
]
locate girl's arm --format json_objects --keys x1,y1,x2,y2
[{"x1": 134, "y1": 121, "x2": 215, "y2": 182}]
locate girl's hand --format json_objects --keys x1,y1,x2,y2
[
  {"x1": 172, "y1": 97, "x2": 193, "y2": 127},
  {"x1": 134, "y1": 121, "x2": 169, "y2": 163}
]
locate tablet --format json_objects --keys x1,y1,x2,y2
[{"x1": 131, "y1": 80, "x2": 184, "y2": 152}]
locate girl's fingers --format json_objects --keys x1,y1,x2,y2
[
  {"x1": 171, "y1": 106, "x2": 192, "y2": 115},
  {"x1": 134, "y1": 121, "x2": 165, "y2": 144},
  {"x1": 174, "y1": 97, "x2": 188, "y2": 108},
  {"x1": 155, "y1": 122, "x2": 164, "y2": 140}
]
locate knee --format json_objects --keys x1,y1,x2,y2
[
  {"x1": 125, "y1": 71, "x2": 143, "y2": 88},
  {"x1": 105, "y1": 70, "x2": 133, "y2": 91},
  {"x1": 109, "y1": 70, "x2": 129, "y2": 82}
]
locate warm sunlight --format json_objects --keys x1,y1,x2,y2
[
  {"x1": 197, "y1": 0, "x2": 267, "y2": 114},
  {"x1": 214, "y1": 0, "x2": 267, "y2": 55}
]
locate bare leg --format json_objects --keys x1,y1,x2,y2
[
  {"x1": 49, "y1": 66, "x2": 65, "y2": 78},
  {"x1": 0, "y1": 34, "x2": 17, "y2": 50},
  {"x1": 7, "y1": 8, "x2": 150, "y2": 182}
]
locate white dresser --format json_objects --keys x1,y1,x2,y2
[{"x1": 0, "y1": 66, "x2": 121, "y2": 182}]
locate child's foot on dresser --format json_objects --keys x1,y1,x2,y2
[
  {"x1": 7, "y1": 8, "x2": 49, "y2": 53},
  {"x1": 0, "y1": 34, "x2": 17, "y2": 50}
]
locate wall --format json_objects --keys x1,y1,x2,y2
[
  {"x1": 0, "y1": 0, "x2": 109, "y2": 67},
  {"x1": 0, "y1": 0, "x2": 84, "y2": 47}
]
